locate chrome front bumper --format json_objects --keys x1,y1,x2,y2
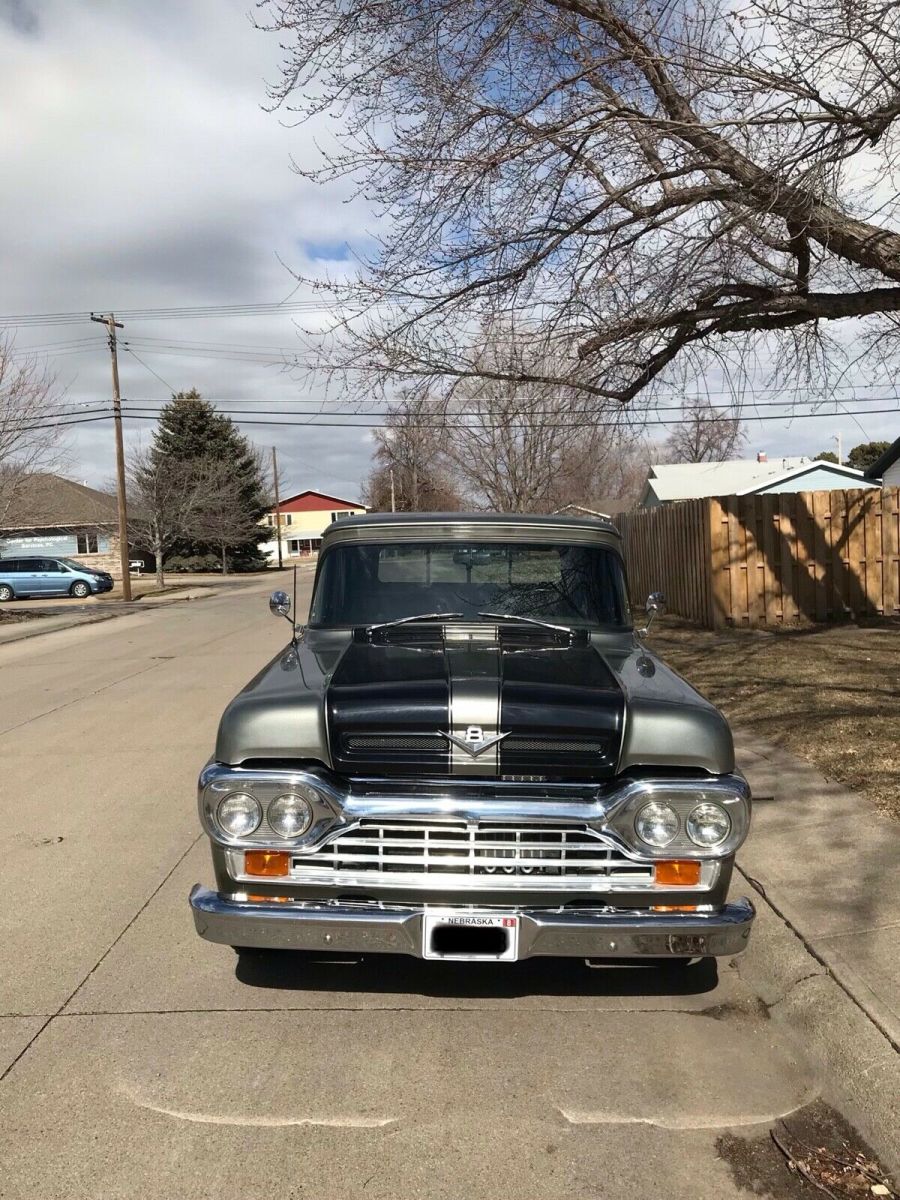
[{"x1": 190, "y1": 885, "x2": 754, "y2": 959}]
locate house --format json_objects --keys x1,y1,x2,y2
[
  {"x1": 0, "y1": 473, "x2": 130, "y2": 577},
  {"x1": 553, "y1": 501, "x2": 633, "y2": 519},
  {"x1": 639, "y1": 453, "x2": 878, "y2": 507},
  {"x1": 260, "y1": 489, "x2": 367, "y2": 561},
  {"x1": 863, "y1": 436, "x2": 900, "y2": 487}
]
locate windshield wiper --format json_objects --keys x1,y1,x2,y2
[
  {"x1": 366, "y1": 611, "x2": 464, "y2": 632},
  {"x1": 478, "y1": 611, "x2": 574, "y2": 634}
]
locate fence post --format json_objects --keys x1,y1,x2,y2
[{"x1": 708, "y1": 497, "x2": 730, "y2": 628}]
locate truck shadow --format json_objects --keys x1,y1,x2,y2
[{"x1": 234, "y1": 951, "x2": 719, "y2": 998}]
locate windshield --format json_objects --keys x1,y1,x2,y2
[
  {"x1": 309, "y1": 541, "x2": 631, "y2": 629},
  {"x1": 56, "y1": 558, "x2": 86, "y2": 572}
]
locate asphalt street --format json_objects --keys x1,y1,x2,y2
[{"x1": 0, "y1": 573, "x2": 831, "y2": 1199}]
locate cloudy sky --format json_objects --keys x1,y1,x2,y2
[
  {"x1": 0, "y1": 0, "x2": 897, "y2": 502},
  {"x1": 0, "y1": 0, "x2": 376, "y2": 499}
]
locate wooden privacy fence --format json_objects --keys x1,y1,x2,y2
[{"x1": 617, "y1": 487, "x2": 900, "y2": 628}]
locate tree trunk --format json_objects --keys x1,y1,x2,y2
[
  {"x1": 154, "y1": 531, "x2": 165, "y2": 590},
  {"x1": 220, "y1": 543, "x2": 228, "y2": 575}
]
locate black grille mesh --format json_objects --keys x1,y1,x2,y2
[
  {"x1": 346, "y1": 735, "x2": 446, "y2": 752},
  {"x1": 504, "y1": 737, "x2": 608, "y2": 754},
  {"x1": 346, "y1": 734, "x2": 608, "y2": 755}
]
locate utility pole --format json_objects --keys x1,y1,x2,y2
[
  {"x1": 834, "y1": 432, "x2": 843, "y2": 465},
  {"x1": 91, "y1": 312, "x2": 132, "y2": 601},
  {"x1": 271, "y1": 445, "x2": 283, "y2": 570},
  {"x1": 389, "y1": 466, "x2": 396, "y2": 513}
]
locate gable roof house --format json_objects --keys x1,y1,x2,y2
[
  {"x1": 863, "y1": 436, "x2": 900, "y2": 487},
  {"x1": 260, "y1": 488, "x2": 367, "y2": 560},
  {"x1": 639, "y1": 454, "x2": 877, "y2": 507},
  {"x1": 0, "y1": 472, "x2": 128, "y2": 577}
]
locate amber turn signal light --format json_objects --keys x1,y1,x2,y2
[
  {"x1": 244, "y1": 850, "x2": 290, "y2": 877},
  {"x1": 655, "y1": 860, "x2": 701, "y2": 887},
  {"x1": 651, "y1": 905, "x2": 698, "y2": 913}
]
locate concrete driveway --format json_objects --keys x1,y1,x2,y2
[{"x1": 0, "y1": 574, "x2": 837, "y2": 1199}]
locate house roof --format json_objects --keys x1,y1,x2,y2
[
  {"x1": 553, "y1": 500, "x2": 632, "y2": 517},
  {"x1": 1, "y1": 473, "x2": 119, "y2": 529},
  {"x1": 642, "y1": 456, "x2": 869, "y2": 502},
  {"x1": 863, "y1": 435, "x2": 900, "y2": 480},
  {"x1": 275, "y1": 489, "x2": 365, "y2": 512}
]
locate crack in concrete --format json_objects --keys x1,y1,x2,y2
[
  {"x1": 0, "y1": 832, "x2": 203, "y2": 1085},
  {"x1": 736, "y1": 864, "x2": 900, "y2": 1054}
]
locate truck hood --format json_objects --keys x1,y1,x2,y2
[
  {"x1": 214, "y1": 628, "x2": 734, "y2": 777},
  {"x1": 326, "y1": 633, "x2": 623, "y2": 780}
]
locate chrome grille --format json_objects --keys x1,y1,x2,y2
[{"x1": 291, "y1": 820, "x2": 653, "y2": 891}]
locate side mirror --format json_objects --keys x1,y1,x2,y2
[
  {"x1": 269, "y1": 590, "x2": 291, "y2": 621},
  {"x1": 639, "y1": 591, "x2": 665, "y2": 637}
]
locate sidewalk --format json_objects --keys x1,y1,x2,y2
[{"x1": 735, "y1": 729, "x2": 900, "y2": 1049}]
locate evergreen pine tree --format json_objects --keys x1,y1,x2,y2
[{"x1": 150, "y1": 390, "x2": 270, "y2": 570}]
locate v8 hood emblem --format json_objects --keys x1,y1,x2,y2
[{"x1": 439, "y1": 725, "x2": 510, "y2": 757}]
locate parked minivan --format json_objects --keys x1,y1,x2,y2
[{"x1": 0, "y1": 557, "x2": 114, "y2": 601}]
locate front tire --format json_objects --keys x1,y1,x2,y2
[
  {"x1": 70, "y1": 581, "x2": 91, "y2": 598},
  {"x1": 0, "y1": 584, "x2": 14, "y2": 602}
]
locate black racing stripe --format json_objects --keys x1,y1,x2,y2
[
  {"x1": 326, "y1": 638, "x2": 451, "y2": 775},
  {"x1": 498, "y1": 643, "x2": 624, "y2": 779}
]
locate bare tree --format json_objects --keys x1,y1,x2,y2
[
  {"x1": 262, "y1": 0, "x2": 900, "y2": 410},
  {"x1": 364, "y1": 337, "x2": 652, "y2": 513},
  {"x1": 0, "y1": 335, "x2": 66, "y2": 526},
  {"x1": 365, "y1": 397, "x2": 464, "y2": 512},
  {"x1": 665, "y1": 399, "x2": 747, "y2": 463},
  {"x1": 128, "y1": 450, "x2": 239, "y2": 588},
  {"x1": 191, "y1": 466, "x2": 272, "y2": 574}
]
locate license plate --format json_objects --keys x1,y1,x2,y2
[{"x1": 422, "y1": 910, "x2": 519, "y2": 961}]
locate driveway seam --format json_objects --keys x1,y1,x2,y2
[
  {"x1": 0, "y1": 832, "x2": 203, "y2": 1084},
  {"x1": 736, "y1": 863, "x2": 900, "y2": 1054},
  {"x1": 0, "y1": 610, "x2": 271, "y2": 739},
  {"x1": 51, "y1": 1003, "x2": 721, "y2": 1017},
  {"x1": 0, "y1": 660, "x2": 164, "y2": 738}
]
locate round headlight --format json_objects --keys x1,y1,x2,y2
[
  {"x1": 686, "y1": 802, "x2": 731, "y2": 847},
  {"x1": 268, "y1": 792, "x2": 314, "y2": 838},
  {"x1": 216, "y1": 792, "x2": 261, "y2": 837},
  {"x1": 635, "y1": 801, "x2": 679, "y2": 848}
]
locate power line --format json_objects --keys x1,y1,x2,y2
[
  {"x1": 119, "y1": 393, "x2": 900, "y2": 416},
  {"x1": 123, "y1": 347, "x2": 179, "y2": 394},
  {"x1": 5, "y1": 412, "x2": 114, "y2": 434},
  {"x1": 113, "y1": 403, "x2": 900, "y2": 429},
  {"x1": 0, "y1": 299, "x2": 345, "y2": 328}
]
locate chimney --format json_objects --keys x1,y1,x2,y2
[{"x1": 757, "y1": 451, "x2": 768, "y2": 463}]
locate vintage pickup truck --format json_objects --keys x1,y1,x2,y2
[{"x1": 190, "y1": 512, "x2": 754, "y2": 965}]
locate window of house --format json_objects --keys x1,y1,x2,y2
[
  {"x1": 76, "y1": 533, "x2": 99, "y2": 554},
  {"x1": 330, "y1": 510, "x2": 353, "y2": 522},
  {"x1": 265, "y1": 514, "x2": 275, "y2": 526}
]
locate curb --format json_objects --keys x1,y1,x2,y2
[
  {"x1": 735, "y1": 873, "x2": 900, "y2": 1174},
  {"x1": 0, "y1": 588, "x2": 217, "y2": 647},
  {"x1": 0, "y1": 611, "x2": 122, "y2": 647}
]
